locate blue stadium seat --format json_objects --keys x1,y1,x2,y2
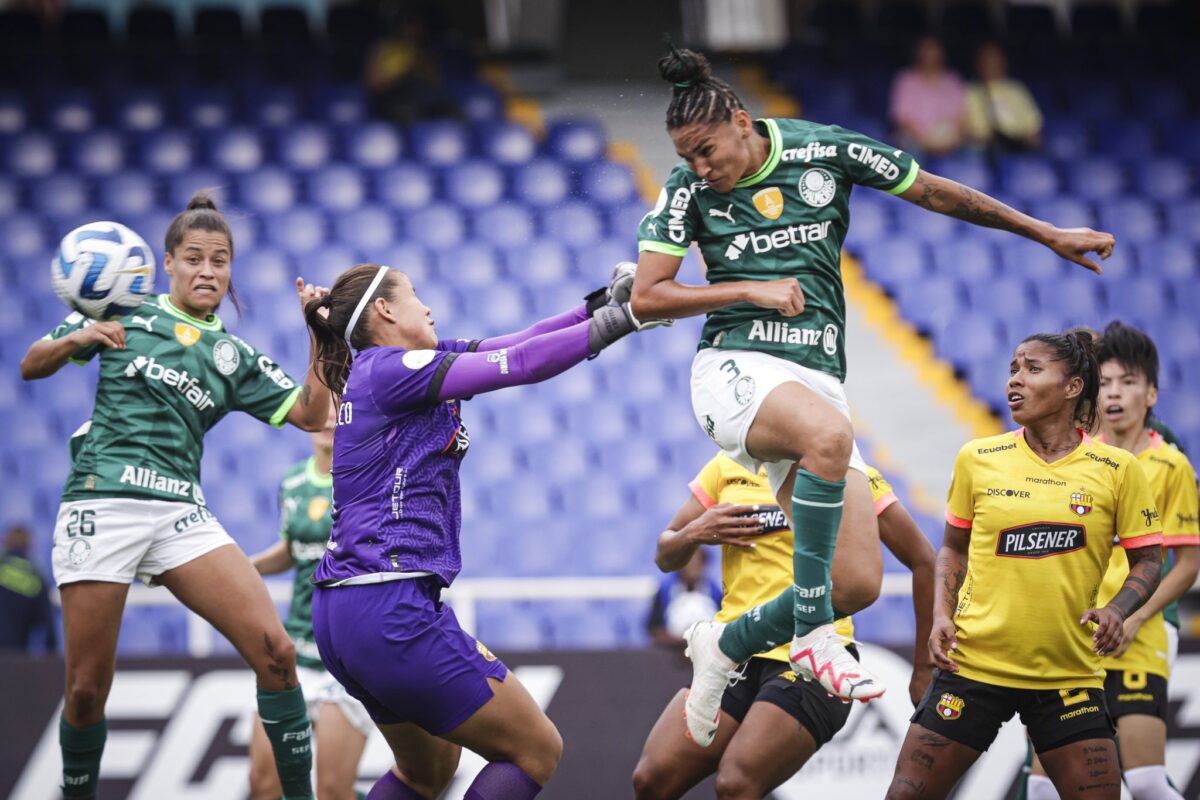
[
  {"x1": 1097, "y1": 197, "x2": 1160, "y2": 243},
  {"x1": 473, "y1": 202, "x2": 534, "y2": 249},
  {"x1": 844, "y1": 195, "x2": 892, "y2": 248},
  {"x1": 606, "y1": 201, "x2": 649, "y2": 242},
  {"x1": 244, "y1": 85, "x2": 302, "y2": 127},
  {"x1": 374, "y1": 162, "x2": 435, "y2": 210},
  {"x1": 462, "y1": 283, "x2": 530, "y2": 332},
  {"x1": 511, "y1": 158, "x2": 570, "y2": 208},
  {"x1": 0, "y1": 90, "x2": 27, "y2": 134},
  {"x1": 404, "y1": 202, "x2": 467, "y2": 250},
  {"x1": 1165, "y1": 199, "x2": 1200, "y2": 243},
  {"x1": 263, "y1": 206, "x2": 328, "y2": 255},
  {"x1": 573, "y1": 238, "x2": 634, "y2": 281},
  {"x1": 0, "y1": 175, "x2": 17, "y2": 217},
  {"x1": 309, "y1": 84, "x2": 368, "y2": 127},
  {"x1": 308, "y1": 164, "x2": 365, "y2": 211},
  {"x1": 207, "y1": 128, "x2": 264, "y2": 174},
  {"x1": 934, "y1": 316, "x2": 1006, "y2": 370},
  {"x1": 302, "y1": 242, "x2": 359, "y2": 284},
  {"x1": 896, "y1": 276, "x2": 961, "y2": 333},
  {"x1": 1001, "y1": 157, "x2": 1060, "y2": 202},
  {"x1": 926, "y1": 153, "x2": 993, "y2": 193},
  {"x1": 343, "y1": 121, "x2": 403, "y2": 170},
  {"x1": 930, "y1": 237, "x2": 998, "y2": 282},
  {"x1": 140, "y1": 129, "x2": 195, "y2": 175},
  {"x1": 98, "y1": 172, "x2": 158, "y2": 217},
  {"x1": 1032, "y1": 274, "x2": 1106, "y2": 323},
  {"x1": 1063, "y1": 81, "x2": 1124, "y2": 121},
  {"x1": 1136, "y1": 157, "x2": 1193, "y2": 201},
  {"x1": 1065, "y1": 157, "x2": 1124, "y2": 200},
  {"x1": 475, "y1": 602, "x2": 546, "y2": 650},
  {"x1": 542, "y1": 201, "x2": 604, "y2": 247},
  {"x1": 1089, "y1": 242, "x2": 1137, "y2": 280},
  {"x1": 892, "y1": 200, "x2": 958, "y2": 243},
  {"x1": 236, "y1": 167, "x2": 296, "y2": 214},
  {"x1": 999, "y1": 237, "x2": 1066, "y2": 280},
  {"x1": 505, "y1": 239, "x2": 571, "y2": 287},
  {"x1": 45, "y1": 89, "x2": 96, "y2": 133},
  {"x1": 113, "y1": 88, "x2": 165, "y2": 132},
  {"x1": 1031, "y1": 197, "x2": 1095, "y2": 229},
  {"x1": 581, "y1": 161, "x2": 636, "y2": 207},
  {"x1": 477, "y1": 121, "x2": 535, "y2": 167},
  {"x1": 435, "y1": 242, "x2": 500, "y2": 288},
  {"x1": 376, "y1": 241, "x2": 432, "y2": 282},
  {"x1": 409, "y1": 120, "x2": 469, "y2": 167},
  {"x1": 178, "y1": 86, "x2": 234, "y2": 130},
  {"x1": 7, "y1": 132, "x2": 57, "y2": 178},
  {"x1": 237, "y1": 247, "x2": 293, "y2": 293},
  {"x1": 544, "y1": 117, "x2": 606, "y2": 164},
  {"x1": 444, "y1": 159, "x2": 505, "y2": 209},
  {"x1": 1104, "y1": 276, "x2": 1169, "y2": 320},
  {"x1": 562, "y1": 396, "x2": 635, "y2": 445},
  {"x1": 1130, "y1": 82, "x2": 1188, "y2": 121},
  {"x1": 70, "y1": 130, "x2": 125, "y2": 177},
  {"x1": 275, "y1": 124, "x2": 332, "y2": 172},
  {"x1": 31, "y1": 174, "x2": 89, "y2": 220},
  {"x1": 454, "y1": 81, "x2": 502, "y2": 122},
  {"x1": 1094, "y1": 120, "x2": 1158, "y2": 160},
  {"x1": 1042, "y1": 119, "x2": 1091, "y2": 161},
  {"x1": 1161, "y1": 118, "x2": 1200, "y2": 161},
  {"x1": 334, "y1": 204, "x2": 396, "y2": 252},
  {"x1": 860, "y1": 239, "x2": 930, "y2": 293},
  {"x1": 1138, "y1": 238, "x2": 1197, "y2": 280}
]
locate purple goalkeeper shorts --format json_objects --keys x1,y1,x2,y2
[{"x1": 312, "y1": 576, "x2": 508, "y2": 735}]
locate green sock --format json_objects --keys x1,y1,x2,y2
[
  {"x1": 789, "y1": 468, "x2": 844, "y2": 636},
  {"x1": 718, "y1": 587, "x2": 795, "y2": 663},
  {"x1": 60, "y1": 715, "x2": 106, "y2": 799},
  {"x1": 257, "y1": 686, "x2": 314, "y2": 800}
]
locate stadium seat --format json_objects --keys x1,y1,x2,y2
[
  {"x1": 238, "y1": 247, "x2": 293, "y2": 293},
  {"x1": 1031, "y1": 197, "x2": 1095, "y2": 230},
  {"x1": 31, "y1": 175, "x2": 89, "y2": 221},
  {"x1": 275, "y1": 124, "x2": 333, "y2": 172},
  {"x1": 1136, "y1": 157, "x2": 1193, "y2": 201},
  {"x1": 473, "y1": 202, "x2": 534, "y2": 249},
  {"x1": 477, "y1": 121, "x2": 536, "y2": 166},
  {"x1": 376, "y1": 241, "x2": 432, "y2": 282},
  {"x1": 178, "y1": 87, "x2": 234, "y2": 130},
  {"x1": 208, "y1": 128, "x2": 264, "y2": 174},
  {"x1": 892, "y1": 200, "x2": 958, "y2": 243},
  {"x1": 409, "y1": 120, "x2": 469, "y2": 167},
  {"x1": 1001, "y1": 157, "x2": 1060, "y2": 202},
  {"x1": 0, "y1": 175, "x2": 17, "y2": 217},
  {"x1": 308, "y1": 164, "x2": 366, "y2": 212},
  {"x1": 1042, "y1": 119, "x2": 1091, "y2": 161},
  {"x1": 245, "y1": 85, "x2": 303, "y2": 128},
  {"x1": 334, "y1": 204, "x2": 397, "y2": 252},
  {"x1": 580, "y1": 162, "x2": 636, "y2": 207},
  {"x1": 860, "y1": 239, "x2": 930, "y2": 293},
  {"x1": 167, "y1": 169, "x2": 227, "y2": 210},
  {"x1": 1097, "y1": 197, "x2": 1160, "y2": 243},
  {"x1": 0, "y1": 90, "x2": 27, "y2": 134},
  {"x1": 1065, "y1": 157, "x2": 1124, "y2": 200},
  {"x1": 544, "y1": 117, "x2": 606, "y2": 164},
  {"x1": 444, "y1": 159, "x2": 506, "y2": 210},
  {"x1": 374, "y1": 162, "x2": 435, "y2": 210},
  {"x1": 44, "y1": 90, "x2": 96, "y2": 134},
  {"x1": 1138, "y1": 238, "x2": 1198, "y2": 280},
  {"x1": 436, "y1": 242, "x2": 501, "y2": 289},
  {"x1": 930, "y1": 237, "x2": 998, "y2": 282},
  {"x1": 7, "y1": 132, "x2": 57, "y2": 178},
  {"x1": 236, "y1": 168, "x2": 297, "y2": 214},
  {"x1": 98, "y1": 172, "x2": 159, "y2": 218},
  {"x1": 140, "y1": 129, "x2": 196, "y2": 175},
  {"x1": 504, "y1": 239, "x2": 571, "y2": 287},
  {"x1": 896, "y1": 276, "x2": 961, "y2": 333},
  {"x1": 511, "y1": 158, "x2": 571, "y2": 208},
  {"x1": 1104, "y1": 276, "x2": 1168, "y2": 320},
  {"x1": 542, "y1": 201, "x2": 604, "y2": 247},
  {"x1": 343, "y1": 121, "x2": 403, "y2": 169},
  {"x1": 929, "y1": 153, "x2": 993, "y2": 193},
  {"x1": 843, "y1": 195, "x2": 892, "y2": 249},
  {"x1": 573, "y1": 238, "x2": 634, "y2": 281},
  {"x1": 264, "y1": 206, "x2": 328, "y2": 255},
  {"x1": 403, "y1": 202, "x2": 467, "y2": 250},
  {"x1": 69, "y1": 130, "x2": 125, "y2": 178},
  {"x1": 1032, "y1": 274, "x2": 1107, "y2": 323},
  {"x1": 454, "y1": 81, "x2": 503, "y2": 122}
]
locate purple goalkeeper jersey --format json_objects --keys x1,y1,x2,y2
[{"x1": 315, "y1": 338, "x2": 476, "y2": 587}]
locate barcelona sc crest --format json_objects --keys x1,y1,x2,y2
[
  {"x1": 1070, "y1": 490, "x2": 1094, "y2": 516},
  {"x1": 936, "y1": 693, "x2": 964, "y2": 720}
]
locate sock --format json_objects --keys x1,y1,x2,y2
[
  {"x1": 1124, "y1": 765, "x2": 1184, "y2": 800},
  {"x1": 718, "y1": 588, "x2": 795, "y2": 663},
  {"x1": 1026, "y1": 775, "x2": 1059, "y2": 800},
  {"x1": 257, "y1": 686, "x2": 314, "y2": 800},
  {"x1": 60, "y1": 715, "x2": 106, "y2": 799},
  {"x1": 789, "y1": 468, "x2": 844, "y2": 635},
  {"x1": 366, "y1": 769, "x2": 424, "y2": 800},
  {"x1": 464, "y1": 762, "x2": 542, "y2": 800}
]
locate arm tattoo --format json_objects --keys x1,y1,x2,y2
[
  {"x1": 299, "y1": 383, "x2": 312, "y2": 408},
  {"x1": 935, "y1": 550, "x2": 966, "y2": 615},
  {"x1": 908, "y1": 173, "x2": 1024, "y2": 234},
  {"x1": 1106, "y1": 545, "x2": 1162, "y2": 619}
]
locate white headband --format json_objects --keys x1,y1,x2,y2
[{"x1": 343, "y1": 265, "x2": 391, "y2": 348}]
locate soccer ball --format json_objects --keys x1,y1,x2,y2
[{"x1": 52, "y1": 221, "x2": 156, "y2": 320}]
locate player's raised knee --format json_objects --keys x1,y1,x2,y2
[
  {"x1": 631, "y1": 755, "x2": 672, "y2": 800},
  {"x1": 714, "y1": 762, "x2": 766, "y2": 800}
]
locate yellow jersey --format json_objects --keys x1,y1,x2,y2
[
  {"x1": 688, "y1": 456, "x2": 899, "y2": 661},
  {"x1": 1098, "y1": 431, "x2": 1199, "y2": 678},
  {"x1": 944, "y1": 429, "x2": 1161, "y2": 690}
]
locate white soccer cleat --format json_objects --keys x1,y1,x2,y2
[
  {"x1": 789, "y1": 623, "x2": 886, "y2": 703},
  {"x1": 682, "y1": 620, "x2": 737, "y2": 747}
]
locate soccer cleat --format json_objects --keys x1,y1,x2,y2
[
  {"x1": 682, "y1": 620, "x2": 738, "y2": 747},
  {"x1": 789, "y1": 624, "x2": 885, "y2": 702}
]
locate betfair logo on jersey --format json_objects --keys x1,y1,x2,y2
[
  {"x1": 752, "y1": 187, "x2": 784, "y2": 220},
  {"x1": 936, "y1": 693, "x2": 964, "y2": 720},
  {"x1": 175, "y1": 323, "x2": 201, "y2": 347},
  {"x1": 996, "y1": 522, "x2": 1085, "y2": 558},
  {"x1": 124, "y1": 356, "x2": 216, "y2": 411},
  {"x1": 1070, "y1": 490, "x2": 1093, "y2": 516},
  {"x1": 847, "y1": 143, "x2": 903, "y2": 182},
  {"x1": 781, "y1": 142, "x2": 837, "y2": 162},
  {"x1": 724, "y1": 220, "x2": 833, "y2": 262}
]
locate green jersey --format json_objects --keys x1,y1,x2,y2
[
  {"x1": 278, "y1": 458, "x2": 333, "y2": 670},
  {"x1": 46, "y1": 294, "x2": 303, "y2": 505},
  {"x1": 638, "y1": 118, "x2": 919, "y2": 381}
]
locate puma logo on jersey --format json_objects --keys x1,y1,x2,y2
[
  {"x1": 708, "y1": 204, "x2": 736, "y2": 224},
  {"x1": 131, "y1": 314, "x2": 157, "y2": 332}
]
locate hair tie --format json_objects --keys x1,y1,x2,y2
[
  {"x1": 343, "y1": 266, "x2": 390, "y2": 349},
  {"x1": 674, "y1": 81, "x2": 693, "y2": 89}
]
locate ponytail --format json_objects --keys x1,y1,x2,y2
[
  {"x1": 657, "y1": 46, "x2": 746, "y2": 130},
  {"x1": 305, "y1": 263, "x2": 397, "y2": 395}
]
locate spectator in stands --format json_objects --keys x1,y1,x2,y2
[
  {"x1": 647, "y1": 549, "x2": 723, "y2": 648},
  {"x1": 364, "y1": 11, "x2": 461, "y2": 124},
  {"x1": 965, "y1": 42, "x2": 1043, "y2": 154},
  {"x1": 889, "y1": 36, "x2": 966, "y2": 157},
  {"x1": 0, "y1": 524, "x2": 56, "y2": 653}
]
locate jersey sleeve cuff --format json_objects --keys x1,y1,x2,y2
[
  {"x1": 1120, "y1": 532, "x2": 1164, "y2": 549},
  {"x1": 1164, "y1": 533, "x2": 1200, "y2": 547},
  {"x1": 945, "y1": 508, "x2": 972, "y2": 529},
  {"x1": 688, "y1": 479, "x2": 716, "y2": 509},
  {"x1": 885, "y1": 160, "x2": 921, "y2": 195},
  {"x1": 270, "y1": 385, "x2": 304, "y2": 428},
  {"x1": 873, "y1": 491, "x2": 899, "y2": 516},
  {"x1": 639, "y1": 240, "x2": 689, "y2": 257}
]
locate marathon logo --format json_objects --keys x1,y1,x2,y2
[
  {"x1": 1059, "y1": 704, "x2": 1101, "y2": 722},
  {"x1": 781, "y1": 142, "x2": 837, "y2": 162},
  {"x1": 1026, "y1": 476, "x2": 1067, "y2": 486},
  {"x1": 996, "y1": 522, "x2": 1086, "y2": 559}
]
